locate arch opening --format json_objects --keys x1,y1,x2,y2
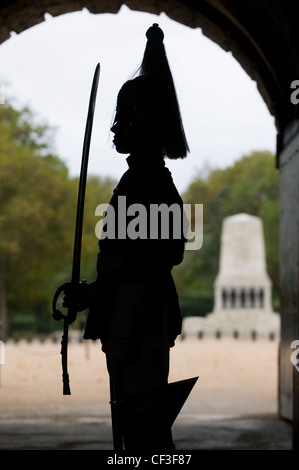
[
  {"x1": 0, "y1": 0, "x2": 298, "y2": 140},
  {"x1": 0, "y1": 0, "x2": 296, "y2": 449}
]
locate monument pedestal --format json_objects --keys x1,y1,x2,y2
[{"x1": 182, "y1": 213, "x2": 280, "y2": 340}]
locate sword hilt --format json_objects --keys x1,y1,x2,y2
[
  {"x1": 52, "y1": 281, "x2": 80, "y2": 324},
  {"x1": 52, "y1": 282, "x2": 70, "y2": 321}
]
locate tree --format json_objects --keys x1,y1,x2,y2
[
  {"x1": 0, "y1": 102, "x2": 76, "y2": 339},
  {"x1": 174, "y1": 151, "x2": 280, "y2": 316},
  {"x1": 80, "y1": 175, "x2": 117, "y2": 282},
  {"x1": 0, "y1": 105, "x2": 114, "y2": 339},
  {"x1": 0, "y1": 102, "x2": 116, "y2": 339}
]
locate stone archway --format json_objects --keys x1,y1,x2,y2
[
  {"x1": 1, "y1": 0, "x2": 299, "y2": 447},
  {"x1": 1, "y1": 0, "x2": 299, "y2": 136}
]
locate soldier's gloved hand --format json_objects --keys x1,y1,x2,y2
[{"x1": 62, "y1": 281, "x2": 95, "y2": 312}]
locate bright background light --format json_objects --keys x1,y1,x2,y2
[{"x1": 0, "y1": 5, "x2": 276, "y2": 193}]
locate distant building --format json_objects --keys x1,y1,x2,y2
[{"x1": 182, "y1": 213, "x2": 280, "y2": 340}]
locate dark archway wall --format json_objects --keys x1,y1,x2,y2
[
  {"x1": 1, "y1": 0, "x2": 299, "y2": 444},
  {"x1": 0, "y1": 0, "x2": 299, "y2": 145}
]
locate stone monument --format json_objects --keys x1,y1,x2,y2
[{"x1": 183, "y1": 213, "x2": 280, "y2": 339}]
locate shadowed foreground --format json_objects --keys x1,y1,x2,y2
[
  {"x1": 0, "y1": 411, "x2": 291, "y2": 450},
  {"x1": 0, "y1": 337, "x2": 292, "y2": 451}
]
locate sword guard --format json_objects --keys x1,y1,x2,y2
[
  {"x1": 52, "y1": 281, "x2": 89, "y2": 323},
  {"x1": 52, "y1": 281, "x2": 72, "y2": 322}
]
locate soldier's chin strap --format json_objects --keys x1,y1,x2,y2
[{"x1": 52, "y1": 63, "x2": 100, "y2": 395}]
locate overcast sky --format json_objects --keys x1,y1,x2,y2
[{"x1": 0, "y1": 5, "x2": 276, "y2": 193}]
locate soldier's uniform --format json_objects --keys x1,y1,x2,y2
[{"x1": 83, "y1": 152, "x2": 186, "y2": 450}]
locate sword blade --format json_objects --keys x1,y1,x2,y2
[
  {"x1": 72, "y1": 62, "x2": 100, "y2": 286},
  {"x1": 52, "y1": 63, "x2": 100, "y2": 395}
]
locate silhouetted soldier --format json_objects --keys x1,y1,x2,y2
[{"x1": 64, "y1": 23, "x2": 189, "y2": 451}]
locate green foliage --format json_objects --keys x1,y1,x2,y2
[
  {"x1": 177, "y1": 151, "x2": 280, "y2": 317},
  {"x1": 178, "y1": 289, "x2": 214, "y2": 317},
  {"x1": 80, "y1": 175, "x2": 117, "y2": 282},
  {"x1": 0, "y1": 102, "x2": 115, "y2": 337}
]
